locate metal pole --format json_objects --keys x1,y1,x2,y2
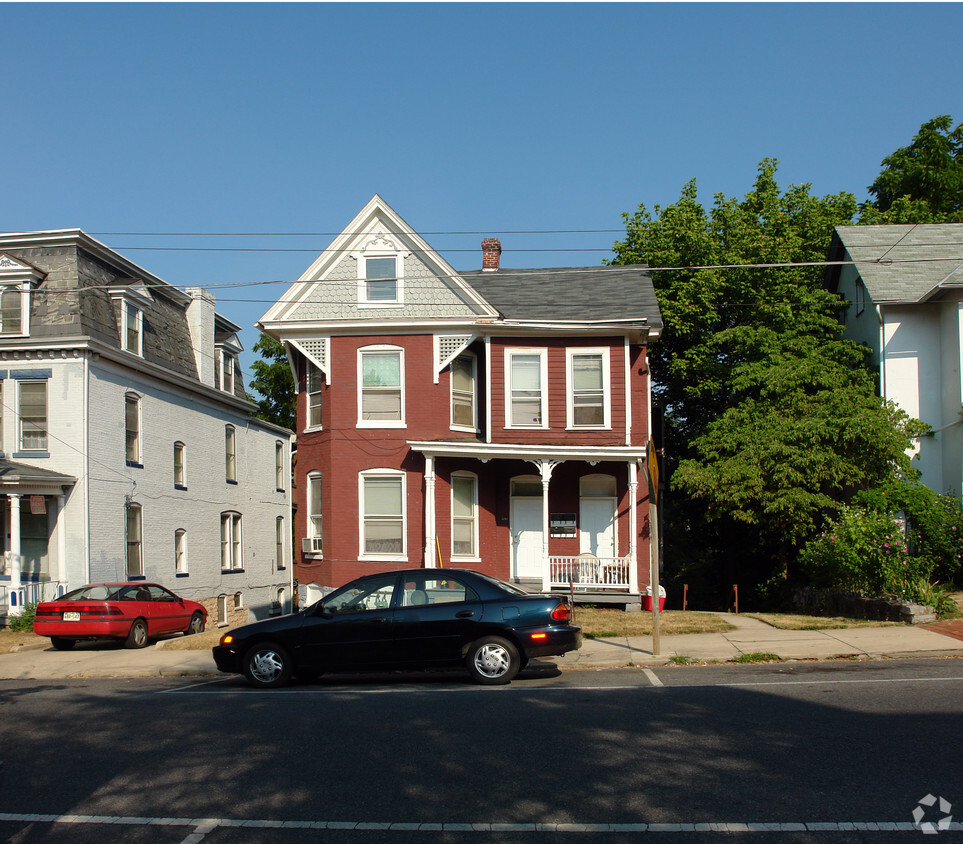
[{"x1": 650, "y1": 498, "x2": 660, "y2": 656}]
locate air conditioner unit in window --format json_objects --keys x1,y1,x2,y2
[{"x1": 301, "y1": 537, "x2": 322, "y2": 554}]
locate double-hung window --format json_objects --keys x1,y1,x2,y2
[
  {"x1": 126, "y1": 504, "x2": 143, "y2": 577},
  {"x1": 19, "y1": 381, "x2": 48, "y2": 452},
  {"x1": 275, "y1": 441, "x2": 285, "y2": 491},
  {"x1": 276, "y1": 517, "x2": 285, "y2": 569},
  {"x1": 360, "y1": 470, "x2": 406, "y2": 559},
  {"x1": 506, "y1": 350, "x2": 547, "y2": 428},
  {"x1": 220, "y1": 512, "x2": 243, "y2": 570},
  {"x1": 125, "y1": 394, "x2": 141, "y2": 465},
  {"x1": 225, "y1": 425, "x2": 237, "y2": 482},
  {"x1": 307, "y1": 473, "x2": 323, "y2": 554},
  {"x1": 123, "y1": 303, "x2": 143, "y2": 356},
  {"x1": 450, "y1": 354, "x2": 477, "y2": 431},
  {"x1": 567, "y1": 349, "x2": 610, "y2": 429},
  {"x1": 358, "y1": 252, "x2": 405, "y2": 306},
  {"x1": 0, "y1": 287, "x2": 22, "y2": 335},
  {"x1": 173, "y1": 442, "x2": 186, "y2": 488},
  {"x1": 306, "y1": 362, "x2": 323, "y2": 429},
  {"x1": 359, "y1": 347, "x2": 404, "y2": 426},
  {"x1": 451, "y1": 472, "x2": 479, "y2": 559}
]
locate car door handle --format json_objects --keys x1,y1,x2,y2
[
  {"x1": 369, "y1": 616, "x2": 389, "y2": 623},
  {"x1": 455, "y1": 610, "x2": 474, "y2": 618}
]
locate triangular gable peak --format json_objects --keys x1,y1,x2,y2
[{"x1": 259, "y1": 195, "x2": 497, "y2": 326}]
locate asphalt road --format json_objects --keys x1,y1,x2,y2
[{"x1": 1, "y1": 658, "x2": 960, "y2": 843}]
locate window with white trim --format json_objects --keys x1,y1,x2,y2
[
  {"x1": 123, "y1": 302, "x2": 143, "y2": 356},
  {"x1": 358, "y1": 347, "x2": 404, "y2": 425},
  {"x1": 18, "y1": 380, "x2": 48, "y2": 452},
  {"x1": 126, "y1": 503, "x2": 143, "y2": 578},
  {"x1": 567, "y1": 348, "x2": 610, "y2": 429},
  {"x1": 219, "y1": 350, "x2": 236, "y2": 394},
  {"x1": 307, "y1": 472, "x2": 323, "y2": 554},
  {"x1": 450, "y1": 354, "x2": 477, "y2": 431},
  {"x1": 217, "y1": 595, "x2": 228, "y2": 625},
  {"x1": 0, "y1": 287, "x2": 23, "y2": 335},
  {"x1": 275, "y1": 441, "x2": 285, "y2": 490},
  {"x1": 359, "y1": 254, "x2": 404, "y2": 306},
  {"x1": 306, "y1": 361, "x2": 323, "y2": 428},
  {"x1": 125, "y1": 393, "x2": 141, "y2": 465},
  {"x1": 276, "y1": 517, "x2": 285, "y2": 569},
  {"x1": 225, "y1": 425, "x2": 236, "y2": 482},
  {"x1": 220, "y1": 512, "x2": 242, "y2": 570},
  {"x1": 174, "y1": 441, "x2": 186, "y2": 488},
  {"x1": 360, "y1": 470, "x2": 406, "y2": 559},
  {"x1": 451, "y1": 472, "x2": 479, "y2": 559},
  {"x1": 175, "y1": 528, "x2": 188, "y2": 574},
  {"x1": 506, "y1": 350, "x2": 547, "y2": 428}
]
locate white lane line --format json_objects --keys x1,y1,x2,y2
[
  {"x1": 1, "y1": 813, "x2": 959, "y2": 835},
  {"x1": 642, "y1": 668, "x2": 663, "y2": 687}
]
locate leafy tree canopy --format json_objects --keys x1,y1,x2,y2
[
  {"x1": 247, "y1": 334, "x2": 296, "y2": 430},
  {"x1": 861, "y1": 114, "x2": 963, "y2": 223},
  {"x1": 611, "y1": 160, "x2": 923, "y2": 586}
]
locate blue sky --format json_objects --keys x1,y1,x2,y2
[{"x1": 4, "y1": 2, "x2": 961, "y2": 386}]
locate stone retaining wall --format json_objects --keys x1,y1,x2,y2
[{"x1": 793, "y1": 587, "x2": 936, "y2": 624}]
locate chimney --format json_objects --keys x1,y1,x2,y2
[
  {"x1": 185, "y1": 287, "x2": 216, "y2": 385},
  {"x1": 481, "y1": 238, "x2": 501, "y2": 272}
]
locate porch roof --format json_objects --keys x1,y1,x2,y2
[
  {"x1": 407, "y1": 440, "x2": 648, "y2": 463},
  {"x1": 0, "y1": 459, "x2": 77, "y2": 493}
]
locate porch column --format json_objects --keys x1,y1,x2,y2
[
  {"x1": 7, "y1": 494, "x2": 22, "y2": 617},
  {"x1": 628, "y1": 461, "x2": 639, "y2": 592},
  {"x1": 423, "y1": 455, "x2": 436, "y2": 568},
  {"x1": 55, "y1": 494, "x2": 67, "y2": 594},
  {"x1": 533, "y1": 460, "x2": 561, "y2": 592}
]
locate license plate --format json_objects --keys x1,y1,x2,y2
[{"x1": 62, "y1": 611, "x2": 80, "y2": 621}]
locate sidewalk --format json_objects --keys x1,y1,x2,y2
[{"x1": 1, "y1": 613, "x2": 962, "y2": 680}]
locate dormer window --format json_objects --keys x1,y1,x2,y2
[
  {"x1": 123, "y1": 302, "x2": 143, "y2": 355},
  {"x1": 0, "y1": 253, "x2": 44, "y2": 337},
  {"x1": 108, "y1": 279, "x2": 153, "y2": 358},
  {"x1": 216, "y1": 348, "x2": 236, "y2": 393}
]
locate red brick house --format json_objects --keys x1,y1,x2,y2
[{"x1": 257, "y1": 196, "x2": 662, "y2": 607}]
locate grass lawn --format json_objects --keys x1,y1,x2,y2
[
  {"x1": 0, "y1": 628, "x2": 46, "y2": 655},
  {"x1": 742, "y1": 613, "x2": 905, "y2": 630},
  {"x1": 576, "y1": 607, "x2": 735, "y2": 638}
]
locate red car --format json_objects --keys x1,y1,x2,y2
[{"x1": 33, "y1": 582, "x2": 207, "y2": 650}]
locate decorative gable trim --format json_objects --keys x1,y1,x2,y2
[
  {"x1": 0, "y1": 254, "x2": 46, "y2": 285},
  {"x1": 289, "y1": 337, "x2": 330, "y2": 384},
  {"x1": 434, "y1": 333, "x2": 476, "y2": 384},
  {"x1": 258, "y1": 195, "x2": 498, "y2": 325}
]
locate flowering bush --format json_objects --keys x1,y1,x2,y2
[{"x1": 799, "y1": 506, "x2": 934, "y2": 599}]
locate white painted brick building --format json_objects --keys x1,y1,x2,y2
[{"x1": 0, "y1": 231, "x2": 293, "y2": 624}]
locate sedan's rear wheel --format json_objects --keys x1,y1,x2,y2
[
  {"x1": 124, "y1": 619, "x2": 149, "y2": 649},
  {"x1": 186, "y1": 612, "x2": 205, "y2": 635},
  {"x1": 466, "y1": 636, "x2": 521, "y2": 685},
  {"x1": 243, "y1": 642, "x2": 293, "y2": 689},
  {"x1": 50, "y1": 637, "x2": 76, "y2": 651}
]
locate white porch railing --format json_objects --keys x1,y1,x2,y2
[
  {"x1": 549, "y1": 556, "x2": 631, "y2": 590},
  {"x1": 0, "y1": 580, "x2": 66, "y2": 616}
]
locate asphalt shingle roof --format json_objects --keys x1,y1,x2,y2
[
  {"x1": 833, "y1": 224, "x2": 963, "y2": 303},
  {"x1": 459, "y1": 265, "x2": 662, "y2": 331}
]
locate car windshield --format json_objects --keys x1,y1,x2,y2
[
  {"x1": 59, "y1": 585, "x2": 125, "y2": 602},
  {"x1": 471, "y1": 572, "x2": 528, "y2": 596}
]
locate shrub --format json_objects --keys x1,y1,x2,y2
[
  {"x1": 6, "y1": 603, "x2": 36, "y2": 633},
  {"x1": 799, "y1": 506, "x2": 933, "y2": 599}
]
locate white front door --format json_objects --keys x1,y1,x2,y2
[
  {"x1": 511, "y1": 497, "x2": 543, "y2": 579},
  {"x1": 580, "y1": 498, "x2": 616, "y2": 558}
]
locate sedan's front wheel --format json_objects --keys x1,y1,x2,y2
[
  {"x1": 466, "y1": 636, "x2": 521, "y2": 685},
  {"x1": 243, "y1": 643, "x2": 293, "y2": 689}
]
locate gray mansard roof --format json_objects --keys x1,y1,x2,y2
[
  {"x1": 829, "y1": 224, "x2": 963, "y2": 303},
  {"x1": 460, "y1": 265, "x2": 662, "y2": 332}
]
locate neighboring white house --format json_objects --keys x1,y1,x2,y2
[
  {"x1": 0, "y1": 230, "x2": 293, "y2": 624},
  {"x1": 827, "y1": 223, "x2": 963, "y2": 496}
]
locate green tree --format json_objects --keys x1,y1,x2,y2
[
  {"x1": 247, "y1": 334, "x2": 296, "y2": 430},
  {"x1": 861, "y1": 114, "x2": 963, "y2": 223},
  {"x1": 611, "y1": 160, "x2": 922, "y2": 600}
]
